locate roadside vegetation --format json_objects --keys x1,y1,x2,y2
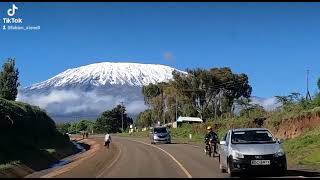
[
  {"x1": 0, "y1": 161, "x2": 20, "y2": 171},
  {"x1": 283, "y1": 127, "x2": 320, "y2": 168},
  {"x1": 130, "y1": 67, "x2": 320, "y2": 168},
  {"x1": 57, "y1": 105, "x2": 134, "y2": 135},
  {"x1": 0, "y1": 58, "x2": 78, "y2": 174}
]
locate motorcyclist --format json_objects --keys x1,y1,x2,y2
[{"x1": 204, "y1": 126, "x2": 218, "y2": 154}]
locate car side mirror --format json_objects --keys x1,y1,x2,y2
[
  {"x1": 220, "y1": 141, "x2": 226, "y2": 145},
  {"x1": 278, "y1": 139, "x2": 284, "y2": 144}
]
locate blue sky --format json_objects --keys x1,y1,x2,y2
[{"x1": 1, "y1": 2, "x2": 320, "y2": 98}]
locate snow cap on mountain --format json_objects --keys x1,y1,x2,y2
[{"x1": 27, "y1": 62, "x2": 186, "y2": 90}]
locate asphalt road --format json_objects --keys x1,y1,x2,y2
[{"x1": 48, "y1": 136, "x2": 320, "y2": 178}]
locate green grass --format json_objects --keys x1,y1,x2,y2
[
  {"x1": 303, "y1": 150, "x2": 320, "y2": 165},
  {"x1": 117, "y1": 131, "x2": 149, "y2": 137},
  {"x1": 283, "y1": 127, "x2": 320, "y2": 168},
  {"x1": 0, "y1": 161, "x2": 20, "y2": 170}
]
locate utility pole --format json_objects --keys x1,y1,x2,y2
[
  {"x1": 162, "y1": 90, "x2": 165, "y2": 125},
  {"x1": 120, "y1": 101, "x2": 124, "y2": 132},
  {"x1": 306, "y1": 69, "x2": 312, "y2": 101},
  {"x1": 175, "y1": 94, "x2": 178, "y2": 122}
]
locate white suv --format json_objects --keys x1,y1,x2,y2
[{"x1": 219, "y1": 128, "x2": 287, "y2": 177}]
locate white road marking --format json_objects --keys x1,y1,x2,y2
[
  {"x1": 129, "y1": 139, "x2": 193, "y2": 178},
  {"x1": 96, "y1": 143, "x2": 123, "y2": 178}
]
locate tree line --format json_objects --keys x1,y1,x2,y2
[
  {"x1": 136, "y1": 67, "x2": 253, "y2": 128},
  {"x1": 136, "y1": 67, "x2": 320, "y2": 129},
  {"x1": 57, "y1": 104, "x2": 133, "y2": 134}
]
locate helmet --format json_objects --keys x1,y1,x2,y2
[{"x1": 207, "y1": 126, "x2": 212, "y2": 130}]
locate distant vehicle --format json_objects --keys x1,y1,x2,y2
[
  {"x1": 65, "y1": 131, "x2": 78, "y2": 136},
  {"x1": 150, "y1": 126, "x2": 171, "y2": 144},
  {"x1": 219, "y1": 128, "x2": 287, "y2": 177}
]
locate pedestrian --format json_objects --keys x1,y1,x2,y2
[
  {"x1": 82, "y1": 131, "x2": 85, "y2": 139},
  {"x1": 104, "y1": 132, "x2": 112, "y2": 149},
  {"x1": 85, "y1": 131, "x2": 89, "y2": 138}
]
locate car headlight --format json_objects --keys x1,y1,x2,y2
[
  {"x1": 275, "y1": 149, "x2": 285, "y2": 157},
  {"x1": 232, "y1": 150, "x2": 244, "y2": 159}
]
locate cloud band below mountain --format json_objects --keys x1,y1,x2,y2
[{"x1": 17, "y1": 90, "x2": 148, "y2": 119}]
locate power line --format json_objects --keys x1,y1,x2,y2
[{"x1": 181, "y1": 81, "x2": 248, "y2": 93}]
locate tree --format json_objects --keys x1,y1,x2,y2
[
  {"x1": 95, "y1": 105, "x2": 133, "y2": 133},
  {"x1": 142, "y1": 84, "x2": 161, "y2": 105},
  {"x1": 56, "y1": 122, "x2": 71, "y2": 134},
  {"x1": 276, "y1": 92, "x2": 301, "y2": 107},
  {"x1": 288, "y1": 92, "x2": 301, "y2": 102},
  {"x1": 77, "y1": 120, "x2": 88, "y2": 131},
  {"x1": 318, "y1": 78, "x2": 320, "y2": 91},
  {"x1": 236, "y1": 97, "x2": 252, "y2": 117},
  {"x1": 136, "y1": 109, "x2": 153, "y2": 128},
  {"x1": 275, "y1": 96, "x2": 290, "y2": 106},
  {"x1": 0, "y1": 58, "x2": 20, "y2": 101},
  {"x1": 172, "y1": 67, "x2": 252, "y2": 120},
  {"x1": 141, "y1": 67, "x2": 252, "y2": 122}
]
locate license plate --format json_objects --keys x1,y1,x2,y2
[{"x1": 251, "y1": 160, "x2": 270, "y2": 165}]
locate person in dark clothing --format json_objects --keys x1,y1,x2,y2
[
  {"x1": 85, "y1": 132, "x2": 89, "y2": 138},
  {"x1": 204, "y1": 126, "x2": 218, "y2": 154}
]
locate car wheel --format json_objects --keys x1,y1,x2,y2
[
  {"x1": 227, "y1": 158, "x2": 236, "y2": 177},
  {"x1": 277, "y1": 166, "x2": 287, "y2": 176},
  {"x1": 219, "y1": 157, "x2": 226, "y2": 173},
  {"x1": 278, "y1": 169, "x2": 287, "y2": 176}
]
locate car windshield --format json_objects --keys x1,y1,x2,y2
[
  {"x1": 231, "y1": 130, "x2": 276, "y2": 144},
  {"x1": 154, "y1": 128, "x2": 167, "y2": 134}
]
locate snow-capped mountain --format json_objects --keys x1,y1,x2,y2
[
  {"x1": 18, "y1": 62, "x2": 186, "y2": 121},
  {"x1": 27, "y1": 62, "x2": 185, "y2": 91}
]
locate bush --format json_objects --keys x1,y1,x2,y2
[{"x1": 0, "y1": 98, "x2": 72, "y2": 165}]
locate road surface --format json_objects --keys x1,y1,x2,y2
[{"x1": 30, "y1": 136, "x2": 320, "y2": 178}]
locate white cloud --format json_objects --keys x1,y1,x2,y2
[
  {"x1": 250, "y1": 96, "x2": 281, "y2": 111},
  {"x1": 17, "y1": 90, "x2": 148, "y2": 116}
]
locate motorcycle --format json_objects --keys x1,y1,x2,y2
[{"x1": 205, "y1": 137, "x2": 218, "y2": 157}]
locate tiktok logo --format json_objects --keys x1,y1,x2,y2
[{"x1": 7, "y1": 4, "x2": 18, "y2": 17}]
